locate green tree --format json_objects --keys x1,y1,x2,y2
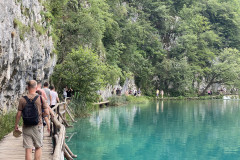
[
  {"x1": 200, "y1": 48, "x2": 240, "y2": 95},
  {"x1": 155, "y1": 57, "x2": 193, "y2": 96},
  {"x1": 52, "y1": 47, "x2": 105, "y2": 102}
]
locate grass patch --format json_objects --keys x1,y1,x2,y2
[
  {"x1": 108, "y1": 95, "x2": 127, "y2": 106},
  {"x1": 21, "y1": 4, "x2": 30, "y2": 17},
  {"x1": 151, "y1": 95, "x2": 223, "y2": 100},
  {"x1": 109, "y1": 95, "x2": 149, "y2": 106},
  {"x1": 126, "y1": 95, "x2": 149, "y2": 103},
  {"x1": 0, "y1": 111, "x2": 17, "y2": 140},
  {"x1": 33, "y1": 22, "x2": 46, "y2": 35},
  {"x1": 13, "y1": 18, "x2": 30, "y2": 40},
  {"x1": 69, "y1": 99, "x2": 99, "y2": 118}
]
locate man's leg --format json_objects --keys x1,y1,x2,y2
[
  {"x1": 34, "y1": 147, "x2": 42, "y2": 160},
  {"x1": 25, "y1": 148, "x2": 32, "y2": 160}
]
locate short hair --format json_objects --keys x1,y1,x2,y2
[
  {"x1": 43, "y1": 82, "x2": 49, "y2": 87},
  {"x1": 27, "y1": 80, "x2": 37, "y2": 89},
  {"x1": 37, "y1": 81, "x2": 42, "y2": 85},
  {"x1": 49, "y1": 86, "x2": 54, "y2": 90}
]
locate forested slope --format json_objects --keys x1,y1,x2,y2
[{"x1": 43, "y1": 0, "x2": 240, "y2": 99}]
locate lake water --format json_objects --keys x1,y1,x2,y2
[{"x1": 66, "y1": 100, "x2": 240, "y2": 160}]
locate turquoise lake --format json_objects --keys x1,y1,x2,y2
[{"x1": 66, "y1": 100, "x2": 240, "y2": 160}]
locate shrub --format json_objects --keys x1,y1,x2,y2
[
  {"x1": 109, "y1": 95, "x2": 149, "y2": 106},
  {"x1": 33, "y1": 22, "x2": 46, "y2": 35},
  {"x1": 69, "y1": 98, "x2": 98, "y2": 118},
  {"x1": 126, "y1": 95, "x2": 149, "y2": 103},
  {"x1": 109, "y1": 95, "x2": 127, "y2": 106},
  {"x1": 0, "y1": 111, "x2": 17, "y2": 140}
]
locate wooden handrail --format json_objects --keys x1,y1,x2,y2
[
  {"x1": 50, "y1": 101, "x2": 77, "y2": 160},
  {"x1": 52, "y1": 115, "x2": 66, "y2": 160},
  {"x1": 51, "y1": 102, "x2": 65, "y2": 111}
]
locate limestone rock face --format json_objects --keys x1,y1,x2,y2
[
  {"x1": 100, "y1": 78, "x2": 137, "y2": 101},
  {"x1": 0, "y1": 0, "x2": 56, "y2": 110}
]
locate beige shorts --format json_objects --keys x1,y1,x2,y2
[{"x1": 22, "y1": 125, "x2": 43, "y2": 149}]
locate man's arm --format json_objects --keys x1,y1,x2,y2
[
  {"x1": 15, "y1": 111, "x2": 22, "y2": 131},
  {"x1": 49, "y1": 94, "x2": 52, "y2": 106},
  {"x1": 57, "y1": 93, "x2": 60, "y2": 103},
  {"x1": 57, "y1": 97, "x2": 60, "y2": 103},
  {"x1": 42, "y1": 90, "x2": 48, "y2": 101},
  {"x1": 43, "y1": 108, "x2": 50, "y2": 133}
]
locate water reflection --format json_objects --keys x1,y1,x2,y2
[{"x1": 67, "y1": 100, "x2": 240, "y2": 160}]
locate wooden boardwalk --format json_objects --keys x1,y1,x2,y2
[
  {"x1": 93, "y1": 101, "x2": 110, "y2": 106},
  {"x1": 0, "y1": 126, "x2": 53, "y2": 160}
]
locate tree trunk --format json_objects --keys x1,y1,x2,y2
[{"x1": 200, "y1": 78, "x2": 215, "y2": 96}]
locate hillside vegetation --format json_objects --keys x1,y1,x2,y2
[{"x1": 41, "y1": 0, "x2": 240, "y2": 100}]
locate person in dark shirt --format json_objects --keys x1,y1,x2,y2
[{"x1": 67, "y1": 88, "x2": 73, "y2": 98}]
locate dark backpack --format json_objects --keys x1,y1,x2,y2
[{"x1": 22, "y1": 95, "x2": 39, "y2": 125}]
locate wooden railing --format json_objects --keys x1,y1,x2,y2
[{"x1": 51, "y1": 99, "x2": 77, "y2": 160}]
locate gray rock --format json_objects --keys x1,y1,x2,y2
[{"x1": 0, "y1": 0, "x2": 56, "y2": 111}]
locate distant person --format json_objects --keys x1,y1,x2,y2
[
  {"x1": 50, "y1": 86, "x2": 60, "y2": 108},
  {"x1": 129, "y1": 90, "x2": 132, "y2": 95},
  {"x1": 208, "y1": 90, "x2": 212, "y2": 95},
  {"x1": 125, "y1": 91, "x2": 129, "y2": 96},
  {"x1": 116, "y1": 88, "x2": 120, "y2": 96},
  {"x1": 139, "y1": 88, "x2": 141, "y2": 96},
  {"x1": 134, "y1": 90, "x2": 137, "y2": 96},
  {"x1": 42, "y1": 82, "x2": 52, "y2": 106},
  {"x1": 156, "y1": 89, "x2": 159, "y2": 98},
  {"x1": 67, "y1": 87, "x2": 73, "y2": 98},
  {"x1": 15, "y1": 80, "x2": 49, "y2": 160},
  {"x1": 63, "y1": 86, "x2": 68, "y2": 99},
  {"x1": 112, "y1": 88, "x2": 115, "y2": 95},
  {"x1": 160, "y1": 90, "x2": 164, "y2": 99}
]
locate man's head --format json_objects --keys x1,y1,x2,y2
[
  {"x1": 49, "y1": 86, "x2": 55, "y2": 91},
  {"x1": 43, "y1": 82, "x2": 49, "y2": 87},
  {"x1": 27, "y1": 80, "x2": 37, "y2": 91}
]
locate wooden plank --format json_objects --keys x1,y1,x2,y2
[
  {"x1": 93, "y1": 101, "x2": 110, "y2": 105},
  {"x1": 0, "y1": 126, "x2": 53, "y2": 160}
]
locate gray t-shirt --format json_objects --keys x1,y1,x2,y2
[{"x1": 43, "y1": 88, "x2": 51, "y2": 105}]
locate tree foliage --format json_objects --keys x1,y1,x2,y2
[
  {"x1": 46, "y1": 0, "x2": 240, "y2": 97},
  {"x1": 52, "y1": 47, "x2": 105, "y2": 102}
]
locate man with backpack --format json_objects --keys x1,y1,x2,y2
[{"x1": 15, "y1": 80, "x2": 49, "y2": 160}]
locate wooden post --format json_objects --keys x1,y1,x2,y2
[
  {"x1": 65, "y1": 143, "x2": 77, "y2": 158},
  {"x1": 66, "y1": 108, "x2": 76, "y2": 122},
  {"x1": 64, "y1": 149, "x2": 74, "y2": 160},
  {"x1": 51, "y1": 101, "x2": 77, "y2": 160},
  {"x1": 64, "y1": 103, "x2": 66, "y2": 121}
]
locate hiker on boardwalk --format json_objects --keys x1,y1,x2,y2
[
  {"x1": 50, "y1": 86, "x2": 60, "y2": 108},
  {"x1": 63, "y1": 86, "x2": 68, "y2": 99},
  {"x1": 37, "y1": 81, "x2": 47, "y2": 101},
  {"x1": 15, "y1": 80, "x2": 49, "y2": 160},
  {"x1": 67, "y1": 87, "x2": 73, "y2": 98},
  {"x1": 42, "y1": 82, "x2": 52, "y2": 106},
  {"x1": 37, "y1": 81, "x2": 55, "y2": 117},
  {"x1": 36, "y1": 90, "x2": 51, "y2": 133}
]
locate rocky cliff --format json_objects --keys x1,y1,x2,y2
[
  {"x1": 100, "y1": 78, "x2": 137, "y2": 101},
  {"x1": 0, "y1": 0, "x2": 56, "y2": 111}
]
